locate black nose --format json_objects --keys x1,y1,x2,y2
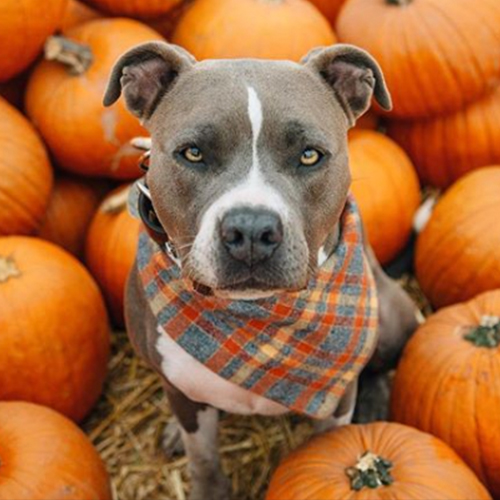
[{"x1": 220, "y1": 208, "x2": 283, "y2": 265}]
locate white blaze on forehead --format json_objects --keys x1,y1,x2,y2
[{"x1": 247, "y1": 86, "x2": 263, "y2": 170}]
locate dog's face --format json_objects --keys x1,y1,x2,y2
[{"x1": 105, "y1": 43, "x2": 390, "y2": 297}]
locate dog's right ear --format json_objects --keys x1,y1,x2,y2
[{"x1": 103, "y1": 42, "x2": 196, "y2": 121}]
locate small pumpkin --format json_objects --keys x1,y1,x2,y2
[
  {"x1": 391, "y1": 290, "x2": 500, "y2": 498},
  {"x1": 62, "y1": 0, "x2": 103, "y2": 31},
  {"x1": 0, "y1": 401, "x2": 111, "y2": 500},
  {"x1": 388, "y1": 85, "x2": 500, "y2": 188},
  {"x1": 308, "y1": 0, "x2": 346, "y2": 25},
  {"x1": 26, "y1": 19, "x2": 164, "y2": 180},
  {"x1": 337, "y1": 0, "x2": 500, "y2": 119},
  {"x1": 82, "y1": 0, "x2": 181, "y2": 19},
  {"x1": 172, "y1": 0, "x2": 336, "y2": 61},
  {"x1": 415, "y1": 167, "x2": 500, "y2": 308},
  {"x1": 0, "y1": 0, "x2": 68, "y2": 82},
  {"x1": 0, "y1": 237, "x2": 110, "y2": 422},
  {"x1": 38, "y1": 175, "x2": 107, "y2": 258},
  {"x1": 266, "y1": 422, "x2": 491, "y2": 500},
  {"x1": 349, "y1": 130, "x2": 420, "y2": 265},
  {"x1": 85, "y1": 186, "x2": 141, "y2": 327},
  {"x1": 0, "y1": 97, "x2": 53, "y2": 236}
]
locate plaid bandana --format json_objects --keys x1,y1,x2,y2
[{"x1": 136, "y1": 197, "x2": 378, "y2": 419}]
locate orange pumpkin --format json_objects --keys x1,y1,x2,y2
[
  {"x1": 349, "y1": 130, "x2": 420, "y2": 265},
  {"x1": 82, "y1": 0, "x2": 181, "y2": 19},
  {"x1": 337, "y1": 0, "x2": 500, "y2": 119},
  {"x1": 391, "y1": 290, "x2": 500, "y2": 498},
  {"x1": 85, "y1": 186, "x2": 141, "y2": 326},
  {"x1": 62, "y1": 0, "x2": 103, "y2": 31},
  {"x1": 0, "y1": 0, "x2": 68, "y2": 82},
  {"x1": 308, "y1": 0, "x2": 346, "y2": 25},
  {"x1": 0, "y1": 97, "x2": 53, "y2": 236},
  {"x1": 38, "y1": 175, "x2": 107, "y2": 258},
  {"x1": 172, "y1": 0, "x2": 336, "y2": 61},
  {"x1": 266, "y1": 422, "x2": 491, "y2": 500},
  {"x1": 0, "y1": 237, "x2": 110, "y2": 422},
  {"x1": 387, "y1": 85, "x2": 500, "y2": 188},
  {"x1": 26, "y1": 19, "x2": 164, "y2": 180},
  {"x1": 0, "y1": 401, "x2": 111, "y2": 500},
  {"x1": 416, "y1": 167, "x2": 500, "y2": 308},
  {"x1": 147, "y1": 0, "x2": 195, "y2": 39}
]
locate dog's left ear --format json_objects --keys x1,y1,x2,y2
[{"x1": 303, "y1": 44, "x2": 391, "y2": 127}]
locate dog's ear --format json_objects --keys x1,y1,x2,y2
[
  {"x1": 103, "y1": 41, "x2": 196, "y2": 121},
  {"x1": 302, "y1": 44, "x2": 391, "y2": 127}
]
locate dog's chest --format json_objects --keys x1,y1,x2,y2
[{"x1": 156, "y1": 326, "x2": 288, "y2": 416}]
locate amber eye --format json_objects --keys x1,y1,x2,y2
[
  {"x1": 182, "y1": 146, "x2": 203, "y2": 163},
  {"x1": 300, "y1": 148, "x2": 322, "y2": 167}
]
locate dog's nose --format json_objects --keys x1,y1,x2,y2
[{"x1": 220, "y1": 208, "x2": 283, "y2": 265}]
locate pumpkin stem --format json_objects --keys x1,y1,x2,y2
[
  {"x1": 464, "y1": 316, "x2": 500, "y2": 348},
  {"x1": 386, "y1": 0, "x2": 412, "y2": 5},
  {"x1": 44, "y1": 36, "x2": 93, "y2": 76},
  {"x1": 345, "y1": 451, "x2": 394, "y2": 491},
  {"x1": 0, "y1": 255, "x2": 21, "y2": 283}
]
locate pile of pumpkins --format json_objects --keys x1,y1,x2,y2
[{"x1": 0, "y1": 0, "x2": 499, "y2": 499}]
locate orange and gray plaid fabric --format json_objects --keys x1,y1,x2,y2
[{"x1": 137, "y1": 197, "x2": 378, "y2": 418}]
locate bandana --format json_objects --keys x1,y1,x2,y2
[{"x1": 136, "y1": 196, "x2": 378, "y2": 419}]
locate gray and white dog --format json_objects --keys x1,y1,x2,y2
[{"x1": 104, "y1": 42, "x2": 419, "y2": 500}]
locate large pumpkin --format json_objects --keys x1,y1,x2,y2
[
  {"x1": 349, "y1": 130, "x2": 420, "y2": 265},
  {"x1": 0, "y1": 401, "x2": 111, "y2": 500},
  {"x1": 266, "y1": 422, "x2": 491, "y2": 500},
  {"x1": 0, "y1": 97, "x2": 53, "y2": 236},
  {"x1": 0, "y1": 237, "x2": 110, "y2": 422},
  {"x1": 82, "y1": 0, "x2": 181, "y2": 19},
  {"x1": 172, "y1": 0, "x2": 336, "y2": 61},
  {"x1": 336, "y1": 0, "x2": 500, "y2": 119},
  {"x1": 26, "y1": 19, "x2": 164, "y2": 180},
  {"x1": 38, "y1": 175, "x2": 107, "y2": 258},
  {"x1": 85, "y1": 186, "x2": 141, "y2": 327},
  {"x1": 387, "y1": 85, "x2": 500, "y2": 188},
  {"x1": 391, "y1": 290, "x2": 500, "y2": 498},
  {"x1": 0, "y1": 0, "x2": 68, "y2": 82},
  {"x1": 416, "y1": 167, "x2": 500, "y2": 308},
  {"x1": 62, "y1": 0, "x2": 103, "y2": 31},
  {"x1": 308, "y1": 0, "x2": 346, "y2": 25}
]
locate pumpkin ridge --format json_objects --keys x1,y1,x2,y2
[{"x1": 0, "y1": 255, "x2": 21, "y2": 283}]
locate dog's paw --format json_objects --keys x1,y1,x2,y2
[
  {"x1": 162, "y1": 419, "x2": 185, "y2": 458},
  {"x1": 189, "y1": 473, "x2": 231, "y2": 500}
]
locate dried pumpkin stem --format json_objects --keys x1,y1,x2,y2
[
  {"x1": 345, "y1": 451, "x2": 394, "y2": 491},
  {"x1": 44, "y1": 36, "x2": 93, "y2": 76},
  {"x1": 386, "y1": 0, "x2": 412, "y2": 5},
  {"x1": 0, "y1": 255, "x2": 21, "y2": 283},
  {"x1": 464, "y1": 316, "x2": 500, "y2": 348}
]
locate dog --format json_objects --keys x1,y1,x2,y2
[{"x1": 103, "y1": 41, "x2": 419, "y2": 500}]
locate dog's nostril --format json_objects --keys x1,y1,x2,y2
[
  {"x1": 224, "y1": 228, "x2": 244, "y2": 246},
  {"x1": 259, "y1": 227, "x2": 283, "y2": 246}
]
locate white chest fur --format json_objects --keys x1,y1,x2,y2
[{"x1": 156, "y1": 326, "x2": 288, "y2": 416}]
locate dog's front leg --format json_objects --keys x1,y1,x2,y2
[
  {"x1": 164, "y1": 383, "x2": 230, "y2": 500},
  {"x1": 313, "y1": 379, "x2": 358, "y2": 434}
]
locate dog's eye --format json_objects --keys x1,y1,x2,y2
[
  {"x1": 300, "y1": 148, "x2": 322, "y2": 167},
  {"x1": 182, "y1": 146, "x2": 204, "y2": 163}
]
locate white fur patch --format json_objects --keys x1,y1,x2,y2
[
  {"x1": 317, "y1": 246, "x2": 329, "y2": 267},
  {"x1": 156, "y1": 326, "x2": 288, "y2": 416}
]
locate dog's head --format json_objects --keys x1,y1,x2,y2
[{"x1": 104, "y1": 43, "x2": 390, "y2": 298}]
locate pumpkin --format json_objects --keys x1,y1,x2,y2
[
  {"x1": 308, "y1": 0, "x2": 346, "y2": 25},
  {"x1": 349, "y1": 130, "x2": 420, "y2": 265},
  {"x1": 62, "y1": 0, "x2": 103, "y2": 31},
  {"x1": 172, "y1": 0, "x2": 336, "y2": 61},
  {"x1": 266, "y1": 422, "x2": 491, "y2": 500},
  {"x1": 25, "y1": 19, "x2": 164, "y2": 180},
  {"x1": 85, "y1": 186, "x2": 141, "y2": 327},
  {"x1": 147, "y1": 0, "x2": 195, "y2": 39},
  {"x1": 0, "y1": 97, "x2": 53, "y2": 236},
  {"x1": 0, "y1": 237, "x2": 110, "y2": 422},
  {"x1": 82, "y1": 0, "x2": 181, "y2": 19},
  {"x1": 391, "y1": 290, "x2": 500, "y2": 498},
  {"x1": 415, "y1": 167, "x2": 500, "y2": 308},
  {"x1": 387, "y1": 85, "x2": 500, "y2": 188},
  {"x1": 38, "y1": 175, "x2": 107, "y2": 258},
  {"x1": 0, "y1": 0, "x2": 68, "y2": 82},
  {"x1": 336, "y1": 0, "x2": 500, "y2": 119},
  {"x1": 0, "y1": 401, "x2": 111, "y2": 500}
]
